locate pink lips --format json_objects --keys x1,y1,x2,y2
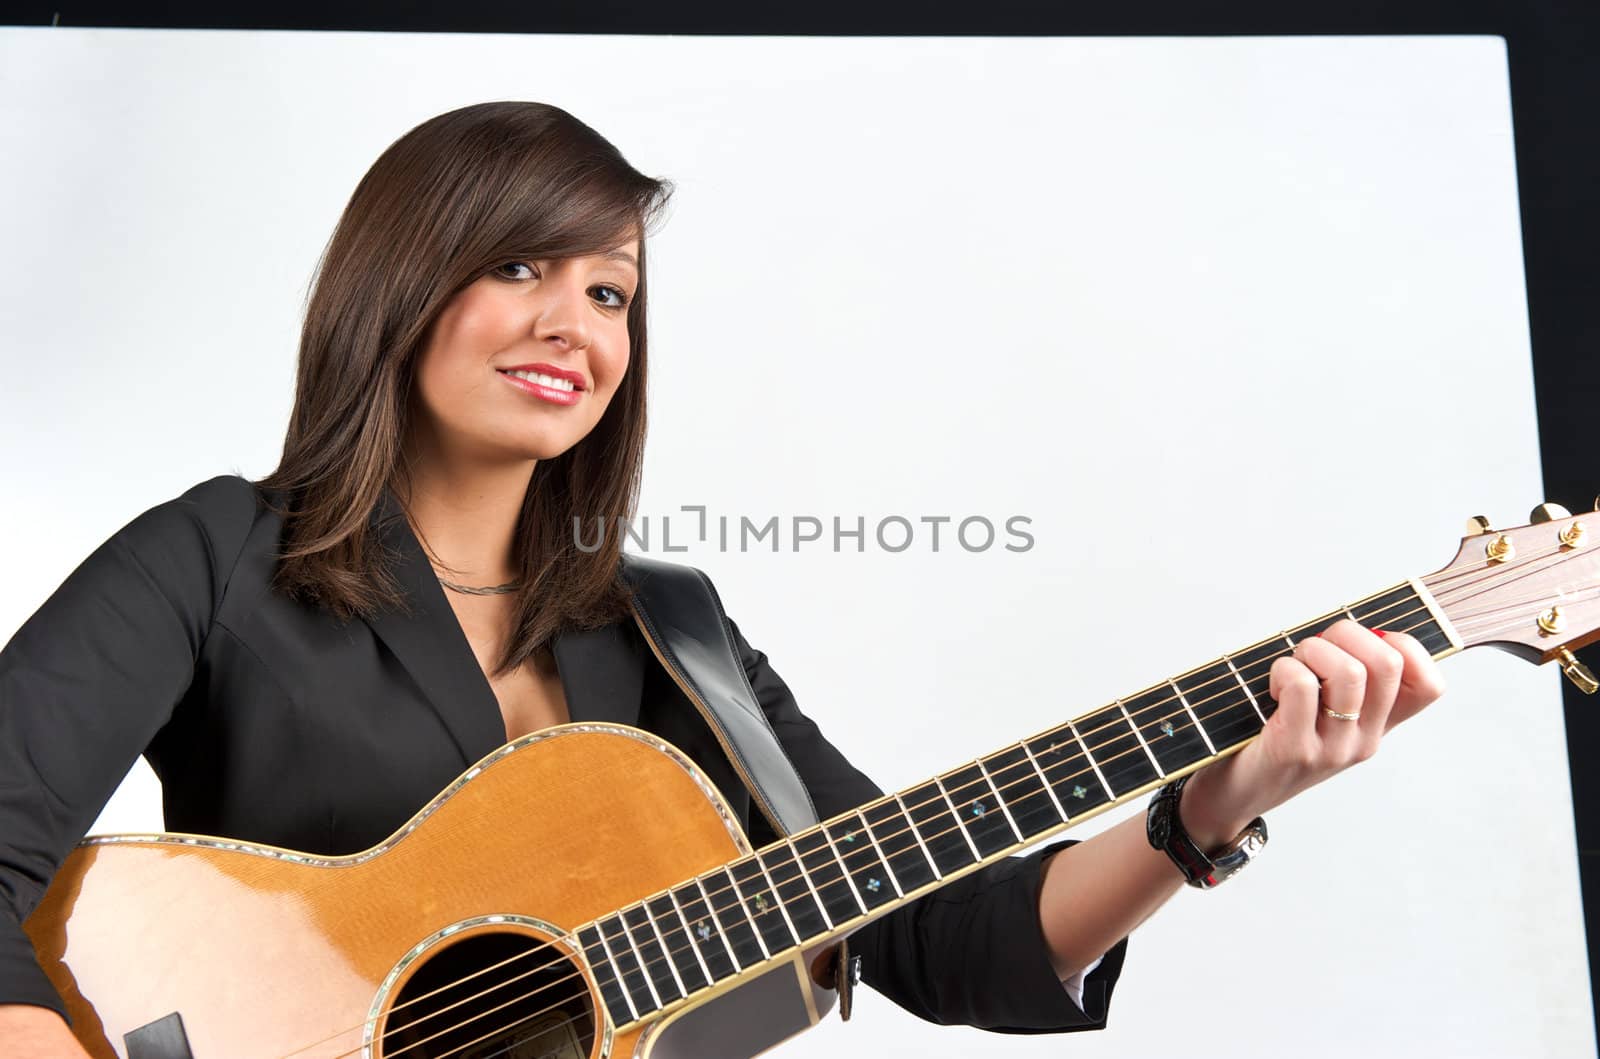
[{"x1": 497, "y1": 367, "x2": 583, "y2": 406}]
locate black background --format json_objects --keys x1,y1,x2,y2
[{"x1": 4, "y1": 0, "x2": 1598, "y2": 1045}]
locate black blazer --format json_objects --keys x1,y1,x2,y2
[{"x1": 0, "y1": 474, "x2": 1127, "y2": 1033}]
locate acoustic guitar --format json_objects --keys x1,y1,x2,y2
[{"x1": 23, "y1": 503, "x2": 1600, "y2": 1059}]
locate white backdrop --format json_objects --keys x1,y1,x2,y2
[{"x1": 1, "y1": 28, "x2": 1591, "y2": 1059}]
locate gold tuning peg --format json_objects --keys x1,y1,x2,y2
[
  {"x1": 1556, "y1": 647, "x2": 1599, "y2": 695},
  {"x1": 1464, "y1": 515, "x2": 1493, "y2": 536},
  {"x1": 1531, "y1": 503, "x2": 1572, "y2": 524}
]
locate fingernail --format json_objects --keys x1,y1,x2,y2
[
  {"x1": 1314, "y1": 632, "x2": 1324, "y2": 638},
  {"x1": 1374, "y1": 629, "x2": 1388, "y2": 639}
]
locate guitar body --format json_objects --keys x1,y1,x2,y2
[{"x1": 23, "y1": 724, "x2": 838, "y2": 1059}]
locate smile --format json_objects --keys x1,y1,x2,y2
[
  {"x1": 500, "y1": 369, "x2": 576, "y2": 393},
  {"x1": 497, "y1": 369, "x2": 583, "y2": 406}
]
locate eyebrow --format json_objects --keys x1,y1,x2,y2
[{"x1": 602, "y1": 249, "x2": 639, "y2": 271}]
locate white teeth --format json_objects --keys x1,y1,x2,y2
[{"x1": 505, "y1": 369, "x2": 576, "y2": 392}]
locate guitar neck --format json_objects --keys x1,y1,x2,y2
[{"x1": 576, "y1": 578, "x2": 1461, "y2": 1028}]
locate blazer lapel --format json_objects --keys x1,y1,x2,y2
[
  {"x1": 361, "y1": 487, "x2": 508, "y2": 766},
  {"x1": 360, "y1": 485, "x2": 645, "y2": 764},
  {"x1": 552, "y1": 622, "x2": 644, "y2": 728}
]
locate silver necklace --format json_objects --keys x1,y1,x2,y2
[{"x1": 437, "y1": 575, "x2": 522, "y2": 596}]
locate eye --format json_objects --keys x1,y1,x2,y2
[
  {"x1": 493, "y1": 261, "x2": 537, "y2": 281},
  {"x1": 492, "y1": 261, "x2": 631, "y2": 309}
]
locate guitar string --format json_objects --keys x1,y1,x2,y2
[
  {"x1": 290, "y1": 541, "x2": 1584, "y2": 1058},
  {"x1": 358, "y1": 581, "x2": 1447, "y2": 1053},
  {"x1": 383, "y1": 538, "x2": 1599, "y2": 1058},
  {"x1": 329, "y1": 587, "x2": 1567, "y2": 1059},
  {"x1": 293, "y1": 563, "x2": 1531, "y2": 1059},
  {"x1": 302, "y1": 566, "x2": 1556, "y2": 1059},
  {"x1": 285, "y1": 540, "x2": 1567, "y2": 1055},
  {"x1": 371, "y1": 599, "x2": 1470, "y2": 1059}
]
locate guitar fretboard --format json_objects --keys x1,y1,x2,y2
[{"x1": 577, "y1": 581, "x2": 1454, "y2": 1027}]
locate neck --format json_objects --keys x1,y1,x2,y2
[{"x1": 397, "y1": 435, "x2": 536, "y2": 585}]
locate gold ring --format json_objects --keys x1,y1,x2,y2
[{"x1": 1321, "y1": 706, "x2": 1361, "y2": 722}]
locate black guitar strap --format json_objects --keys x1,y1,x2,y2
[
  {"x1": 621, "y1": 554, "x2": 861, "y2": 1016},
  {"x1": 620, "y1": 553, "x2": 820, "y2": 837}
]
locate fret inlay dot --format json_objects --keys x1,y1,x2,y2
[
  {"x1": 1160, "y1": 720, "x2": 1176, "y2": 737},
  {"x1": 866, "y1": 878, "x2": 882, "y2": 893},
  {"x1": 1072, "y1": 785, "x2": 1087, "y2": 799}
]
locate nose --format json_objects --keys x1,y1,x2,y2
[{"x1": 531, "y1": 268, "x2": 592, "y2": 352}]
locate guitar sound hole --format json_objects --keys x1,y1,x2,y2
[{"x1": 378, "y1": 931, "x2": 597, "y2": 1059}]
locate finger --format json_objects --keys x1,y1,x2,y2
[
  {"x1": 1267, "y1": 654, "x2": 1321, "y2": 762},
  {"x1": 1371, "y1": 628, "x2": 1447, "y2": 731},
  {"x1": 1292, "y1": 634, "x2": 1366, "y2": 749},
  {"x1": 1320, "y1": 619, "x2": 1404, "y2": 750}
]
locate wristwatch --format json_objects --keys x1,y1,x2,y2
[{"x1": 1146, "y1": 773, "x2": 1268, "y2": 889}]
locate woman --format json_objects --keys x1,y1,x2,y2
[{"x1": 0, "y1": 101, "x2": 1445, "y2": 1056}]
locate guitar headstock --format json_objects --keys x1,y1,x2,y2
[{"x1": 1426, "y1": 501, "x2": 1600, "y2": 693}]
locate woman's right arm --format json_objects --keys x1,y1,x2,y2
[{"x1": 0, "y1": 475, "x2": 257, "y2": 1050}]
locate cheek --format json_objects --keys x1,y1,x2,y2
[{"x1": 595, "y1": 339, "x2": 631, "y2": 397}]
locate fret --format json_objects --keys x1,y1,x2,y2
[
  {"x1": 1229, "y1": 638, "x2": 1286, "y2": 721},
  {"x1": 644, "y1": 893, "x2": 704, "y2": 996},
  {"x1": 903, "y1": 782, "x2": 975, "y2": 876},
  {"x1": 1114, "y1": 699, "x2": 1166, "y2": 777},
  {"x1": 680, "y1": 878, "x2": 740, "y2": 978},
  {"x1": 937, "y1": 763, "x2": 1018, "y2": 857},
  {"x1": 892, "y1": 794, "x2": 945, "y2": 881},
  {"x1": 1352, "y1": 583, "x2": 1453, "y2": 655},
  {"x1": 1286, "y1": 610, "x2": 1346, "y2": 645},
  {"x1": 816, "y1": 823, "x2": 872, "y2": 914},
  {"x1": 1023, "y1": 726, "x2": 1109, "y2": 813},
  {"x1": 663, "y1": 889, "x2": 718, "y2": 989},
  {"x1": 1016, "y1": 741, "x2": 1071, "y2": 828},
  {"x1": 697, "y1": 869, "x2": 765, "y2": 969},
  {"x1": 1073, "y1": 705, "x2": 1160, "y2": 797},
  {"x1": 1168, "y1": 679, "x2": 1219, "y2": 754},
  {"x1": 1342, "y1": 606, "x2": 1359, "y2": 621},
  {"x1": 1121, "y1": 685, "x2": 1200, "y2": 777},
  {"x1": 982, "y1": 743, "x2": 1062, "y2": 839},
  {"x1": 785, "y1": 836, "x2": 837, "y2": 931},
  {"x1": 1066, "y1": 721, "x2": 1115, "y2": 799},
  {"x1": 795, "y1": 827, "x2": 863, "y2": 924},
  {"x1": 1350, "y1": 584, "x2": 1417, "y2": 630},
  {"x1": 728, "y1": 857, "x2": 792, "y2": 955},
  {"x1": 1171, "y1": 661, "x2": 1260, "y2": 754},
  {"x1": 1223, "y1": 653, "x2": 1267, "y2": 722},
  {"x1": 975, "y1": 757, "x2": 1025, "y2": 844},
  {"x1": 755, "y1": 843, "x2": 827, "y2": 940},
  {"x1": 617, "y1": 907, "x2": 669, "y2": 1010},
  {"x1": 596, "y1": 915, "x2": 652, "y2": 1018},
  {"x1": 863, "y1": 798, "x2": 936, "y2": 890},
  {"x1": 831, "y1": 808, "x2": 904, "y2": 905},
  {"x1": 627, "y1": 902, "x2": 685, "y2": 1004},
  {"x1": 577, "y1": 923, "x2": 635, "y2": 1026},
  {"x1": 934, "y1": 778, "x2": 984, "y2": 861}
]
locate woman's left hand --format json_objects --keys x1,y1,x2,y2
[{"x1": 1177, "y1": 619, "x2": 1448, "y2": 848}]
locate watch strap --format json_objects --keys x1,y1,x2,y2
[{"x1": 1146, "y1": 774, "x2": 1268, "y2": 889}]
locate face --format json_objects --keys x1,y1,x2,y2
[{"x1": 407, "y1": 235, "x2": 640, "y2": 468}]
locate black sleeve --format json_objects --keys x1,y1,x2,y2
[
  {"x1": 0, "y1": 475, "x2": 256, "y2": 1017},
  {"x1": 725, "y1": 615, "x2": 1129, "y2": 1034}
]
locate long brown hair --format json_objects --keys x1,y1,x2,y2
[{"x1": 256, "y1": 101, "x2": 673, "y2": 675}]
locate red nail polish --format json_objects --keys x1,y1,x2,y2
[
  {"x1": 1374, "y1": 629, "x2": 1388, "y2": 638},
  {"x1": 1314, "y1": 632, "x2": 1324, "y2": 638}
]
